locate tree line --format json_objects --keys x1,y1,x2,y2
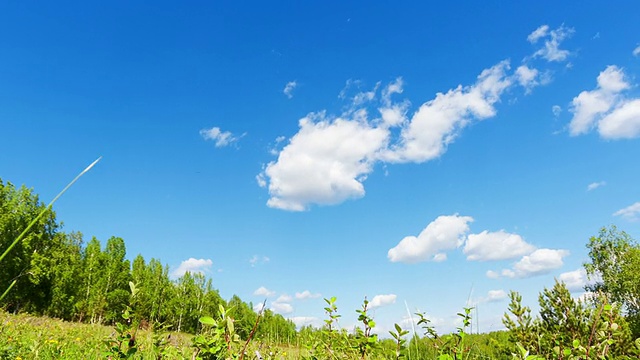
[
  {"x1": 0, "y1": 179, "x2": 296, "y2": 341},
  {"x1": 2, "y1": 177, "x2": 640, "y2": 357}
]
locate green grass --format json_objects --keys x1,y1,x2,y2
[{"x1": 0, "y1": 310, "x2": 193, "y2": 359}]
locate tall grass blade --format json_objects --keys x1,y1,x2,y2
[{"x1": 0, "y1": 157, "x2": 102, "y2": 296}]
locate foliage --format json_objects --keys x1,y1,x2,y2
[
  {"x1": 504, "y1": 281, "x2": 638, "y2": 359},
  {"x1": 585, "y1": 225, "x2": 640, "y2": 337},
  {"x1": 3, "y1": 177, "x2": 640, "y2": 359}
]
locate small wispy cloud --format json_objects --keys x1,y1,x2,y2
[
  {"x1": 289, "y1": 316, "x2": 320, "y2": 328},
  {"x1": 633, "y1": 45, "x2": 640, "y2": 57},
  {"x1": 552, "y1": 105, "x2": 562, "y2": 117},
  {"x1": 515, "y1": 65, "x2": 539, "y2": 94},
  {"x1": 613, "y1": 202, "x2": 640, "y2": 222},
  {"x1": 253, "y1": 286, "x2": 276, "y2": 297},
  {"x1": 284, "y1": 81, "x2": 298, "y2": 99},
  {"x1": 295, "y1": 290, "x2": 321, "y2": 300},
  {"x1": 587, "y1": 181, "x2": 606, "y2": 191},
  {"x1": 527, "y1": 24, "x2": 574, "y2": 62},
  {"x1": 200, "y1": 127, "x2": 241, "y2": 147},
  {"x1": 483, "y1": 289, "x2": 508, "y2": 303},
  {"x1": 249, "y1": 255, "x2": 270, "y2": 267},
  {"x1": 172, "y1": 258, "x2": 213, "y2": 278},
  {"x1": 271, "y1": 301, "x2": 294, "y2": 314}
]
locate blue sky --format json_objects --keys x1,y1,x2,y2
[{"x1": 1, "y1": 1, "x2": 640, "y2": 335}]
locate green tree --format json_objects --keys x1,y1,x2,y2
[
  {"x1": 39, "y1": 231, "x2": 84, "y2": 320},
  {"x1": 585, "y1": 226, "x2": 640, "y2": 337},
  {"x1": 503, "y1": 290, "x2": 538, "y2": 354},
  {"x1": 0, "y1": 180, "x2": 59, "y2": 312},
  {"x1": 77, "y1": 237, "x2": 106, "y2": 323},
  {"x1": 102, "y1": 236, "x2": 132, "y2": 324}
]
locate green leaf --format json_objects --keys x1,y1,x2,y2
[{"x1": 199, "y1": 316, "x2": 216, "y2": 326}]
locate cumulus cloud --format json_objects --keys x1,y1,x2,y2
[
  {"x1": 295, "y1": 290, "x2": 321, "y2": 300},
  {"x1": 463, "y1": 230, "x2": 535, "y2": 261},
  {"x1": 587, "y1": 181, "x2": 606, "y2": 191},
  {"x1": 261, "y1": 110, "x2": 389, "y2": 211},
  {"x1": 369, "y1": 294, "x2": 397, "y2": 309},
  {"x1": 271, "y1": 301, "x2": 294, "y2": 314},
  {"x1": 558, "y1": 268, "x2": 591, "y2": 292},
  {"x1": 200, "y1": 127, "x2": 241, "y2": 147},
  {"x1": 388, "y1": 214, "x2": 473, "y2": 263},
  {"x1": 253, "y1": 286, "x2": 276, "y2": 297},
  {"x1": 633, "y1": 45, "x2": 640, "y2": 57},
  {"x1": 172, "y1": 258, "x2": 213, "y2": 278},
  {"x1": 613, "y1": 202, "x2": 640, "y2": 222},
  {"x1": 527, "y1": 24, "x2": 574, "y2": 62},
  {"x1": 260, "y1": 60, "x2": 517, "y2": 211},
  {"x1": 284, "y1": 81, "x2": 297, "y2": 99},
  {"x1": 501, "y1": 249, "x2": 570, "y2": 278},
  {"x1": 485, "y1": 289, "x2": 508, "y2": 303},
  {"x1": 569, "y1": 65, "x2": 640, "y2": 139}
]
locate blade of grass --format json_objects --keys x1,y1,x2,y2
[{"x1": 0, "y1": 157, "x2": 101, "y2": 301}]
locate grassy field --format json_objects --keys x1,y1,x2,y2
[{"x1": 0, "y1": 311, "x2": 195, "y2": 359}]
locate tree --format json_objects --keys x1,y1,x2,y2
[
  {"x1": 585, "y1": 226, "x2": 640, "y2": 337},
  {"x1": 0, "y1": 179, "x2": 59, "y2": 312},
  {"x1": 39, "y1": 231, "x2": 84, "y2": 320}
]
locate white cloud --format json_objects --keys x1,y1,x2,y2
[
  {"x1": 260, "y1": 61, "x2": 514, "y2": 211},
  {"x1": 515, "y1": 65, "x2": 539, "y2": 93},
  {"x1": 253, "y1": 302, "x2": 266, "y2": 312},
  {"x1": 527, "y1": 24, "x2": 574, "y2": 62},
  {"x1": 502, "y1": 248, "x2": 570, "y2": 278},
  {"x1": 289, "y1": 316, "x2": 320, "y2": 328},
  {"x1": 369, "y1": 294, "x2": 397, "y2": 309},
  {"x1": 388, "y1": 214, "x2": 473, "y2": 263},
  {"x1": 259, "y1": 111, "x2": 389, "y2": 211},
  {"x1": 276, "y1": 294, "x2": 293, "y2": 303},
  {"x1": 569, "y1": 65, "x2": 640, "y2": 139},
  {"x1": 463, "y1": 230, "x2": 535, "y2": 261},
  {"x1": 253, "y1": 286, "x2": 276, "y2": 297},
  {"x1": 250, "y1": 255, "x2": 270, "y2": 267},
  {"x1": 200, "y1": 127, "x2": 240, "y2": 147},
  {"x1": 295, "y1": 290, "x2": 321, "y2": 300},
  {"x1": 527, "y1": 25, "x2": 549, "y2": 43},
  {"x1": 613, "y1": 202, "x2": 640, "y2": 222},
  {"x1": 383, "y1": 61, "x2": 512, "y2": 163},
  {"x1": 633, "y1": 45, "x2": 640, "y2": 57},
  {"x1": 558, "y1": 268, "x2": 590, "y2": 292},
  {"x1": 172, "y1": 258, "x2": 213, "y2": 278},
  {"x1": 598, "y1": 99, "x2": 640, "y2": 139},
  {"x1": 486, "y1": 270, "x2": 499, "y2": 279},
  {"x1": 432, "y1": 253, "x2": 447, "y2": 262},
  {"x1": 552, "y1": 105, "x2": 562, "y2": 117},
  {"x1": 485, "y1": 289, "x2": 508, "y2": 303},
  {"x1": 587, "y1": 181, "x2": 606, "y2": 191},
  {"x1": 284, "y1": 81, "x2": 297, "y2": 99},
  {"x1": 271, "y1": 302, "x2": 294, "y2": 314}
]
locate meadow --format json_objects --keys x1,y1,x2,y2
[{"x1": 1, "y1": 170, "x2": 640, "y2": 359}]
